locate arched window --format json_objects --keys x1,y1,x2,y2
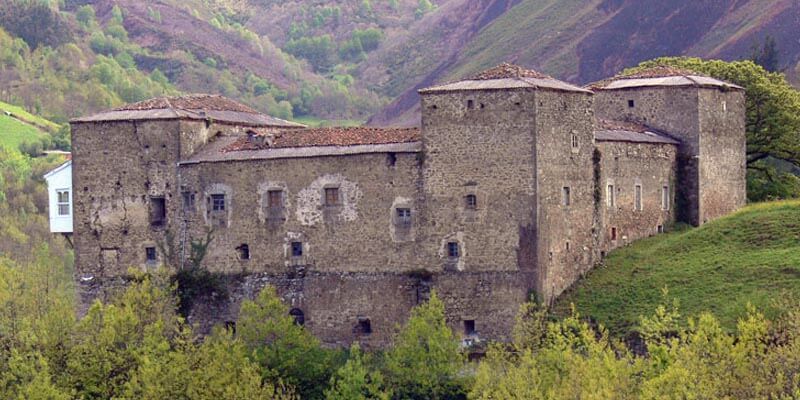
[{"x1": 289, "y1": 308, "x2": 305, "y2": 326}]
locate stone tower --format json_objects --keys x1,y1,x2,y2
[
  {"x1": 592, "y1": 67, "x2": 747, "y2": 225},
  {"x1": 418, "y1": 63, "x2": 597, "y2": 302}
]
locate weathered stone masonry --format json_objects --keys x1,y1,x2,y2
[{"x1": 70, "y1": 65, "x2": 746, "y2": 347}]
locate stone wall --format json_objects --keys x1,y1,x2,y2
[
  {"x1": 176, "y1": 151, "x2": 422, "y2": 275},
  {"x1": 595, "y1": 141, "x2": 678, "y2": 253}
]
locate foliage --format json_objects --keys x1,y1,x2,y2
[
  {"x1": 556, "y1": 200, "x2": 800, "y2": 335},
  {"x1": 237, "y1": 286, "x2": 340, "y2": 399},
  {"x1": 626, "y1": 57, "x2": 800, "y2": 200},
  {"x1": 0, "y1": 0, "x2": 73, "y2": 49},
  {"x1": 384, "y1": 291, "x2": 468, "y2": 399},
  {"x1": 325, "y1": 342, "x2": 391, "y2": 400},
  {"x1": 751, "y1": 34, "x2": 781, "y2": 72}
]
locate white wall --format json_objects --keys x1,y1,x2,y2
[{"x1": 44, "y1": 161, "x2": 72, "y2": 233}]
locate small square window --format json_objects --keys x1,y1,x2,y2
[
  {"x1": 356, "y1": 317, "x2": 372, "y2": 335},
  {"x1": 150, "y1": 196, "x2": 166, "y2": 227},
  {"x1": 291, "y1": 242, "x2": 303, "y2": 257},
  {"x1": 324, "y1": 187, "x2": 340, "y2": 206},
  {"x1": 628, "y1": 99, "x2": 635, "y2": 108},
  {"x1": 210, "y1": 194, "x2": 225, "y2": 211},
  {"x1": 562, "y1": 187, "x2": 571, "y2": 206},
  {"x1": 396, "y1": 208, "x2": 412, "y2": 225},
  {"x1": 237, "y1": 244, "x2": 250, "y2": 260},
  {"x1": 447, "y1": 242, "x2": 460, "y2": 258},
  {"x1": 465, "y1": 194, "x2": 477, "y2": 210},
  {"x1": 464, "y1": 320, "x2": 476, "y2": 335},
  {"x1": 267, "y1": 190, "x2": 283, "y2": 209},
  {"x1": 145, "y1": 247, "x2": 157, "y2": 263}
]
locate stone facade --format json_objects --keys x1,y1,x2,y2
[{"x1": 69, "y1": 67, "x2": 746, "y2": 347}]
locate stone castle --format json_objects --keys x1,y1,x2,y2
[{"x1": 70, "y1": 64, "x2": 746, "y2": 347}]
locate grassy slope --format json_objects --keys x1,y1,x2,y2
[
  {"x1": 0, "y1": 113, "x2": 47, "y2": 150},
  {"x1": 555, "y1": 201, "x2": 800, "y2": 335},
  {"x1": 0, "y1": 101, "x2": 61, "y2": 132}
]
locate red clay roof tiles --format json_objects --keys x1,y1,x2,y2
[{"x1": 222, "y1": 127, "x2": 421, "y2": 152}]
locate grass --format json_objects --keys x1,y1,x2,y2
[
  {"x1": 0, "y1": 100, "x2": 61, "y2": 132},
  {"x1": 555, "y1": 201, "x2": 800, "y2": 336},
  {"x1": 293, "y1": 116, "x2": 363, "y2": 128},
  {"x1": 0, "y1": 113, "x2": 48, "y2": 150}
]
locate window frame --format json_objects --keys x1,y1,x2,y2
[
  {"x1": 562, "y1": 186, "x2": 571, "y2": 206},
  {"x1": 145, "y1": 247, "x2": 157, "y2": 264},
  {"x1": 396, "y1": 207, "x2": 412, "y2": 226},
  {"x1": 634, "y1": 184, "x2": 643, "y2": 211},
  {"x1": 56, "y1": 189, "x2": 70, "y2": 217},
  {"x1": 465, "y1": 194, "x2": 478, "y2": 210},
  {"x1": 324, "y1": 187, "x2": 340, "y2": 207},
  {"x1": 661, "y1": 185, "x2": 670, "y2": 211},
  {"x1": 267, "y1": 189, "x2": 284, "y2": 209},
  {"x1": 607, "y1": 184, "x2": 615, "y2": 208},
  {"x1": 210, "y1": 194, "x2": 226, "y2": 211},
  {"x1": 447, "y1": 242, "x2": 460, "y2": 258},
  {"x1": 291, "y1": 241, "x2": 303, "y2": 258}
]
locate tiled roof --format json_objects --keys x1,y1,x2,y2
[
  {"x1": 589, "y1": 66, "x2": 743, "y2": 91},
  {"x1": 419, "y1": 63, "x2": 591, "y2": 94},
  {"x1": 594, "y1": 119, "x2": 680, "y2": 145},
  {"x1": 222, "y1": 127, "x2": 421, "y2": 152},
  {"x1": 71, "y1": 94, "x2": 306, "y2": 128},
  {"x1": 114, "y1": 94, "x2": 260, "y2": 113},
  {"x1": 469, "y1": 63, "x2": 551, "y2": 80}
]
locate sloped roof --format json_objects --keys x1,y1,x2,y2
[
  {"x1": 594, "y1": 119, "x2": 680, "y2": 145},
  {"x1": 419, "y1": 63, "x2": 591, "y2": 94},
  {"x1": 589, "y1": 66, "x2": 743, "y2": 91},
  {"x1": 71, "y1": 94, "x2": 306, "y2": 128},
  {"x1": 223, "y1": 127, "x2": 421, "y2": 152}
]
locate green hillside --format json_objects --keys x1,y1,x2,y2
[
  {"x1": 555, "y1": 201, "x2": 800, "y2": 335},
  {"x1": 0, "y1": 112, "x2": 48, "y2": 150}
]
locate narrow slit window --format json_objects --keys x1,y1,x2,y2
[
  {"x1": 662, "y1": 185, "x2": 670, "y2": 210},
  {"x1": 634, "y1": 184, "x2": 643, "y2": 211},
  {"x1": 562, "y1": 187, "x2": 571, "y2": 206},
  {"x1": 447, "y1": 242, "x2": 460, "y2": 258},
  {"x1": 611, "y1": 227, "x2": 617, "y2": 241},
  {"x1": 324, "y1": 187, "x2": 340, "y2": 206},
  {"x1": 291, "y1": 242, "x2": 303, "y2": 257},
  {"x1": 571, "y1": 134, "x2": 579, "y2": 149},
  {"x1": 465, "y1": 194, "x2": 477, "y2": 210},
  {"x1": 57, "y1": 189, "x2": 70, "y2": 216},
  {"x1": 607, "y1": 184, "x2": 615, "y2": 208},
  {"x1": 150, "y1": 196, "x2": 166, "y2": 227}
]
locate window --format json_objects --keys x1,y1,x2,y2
[
  {"x1": 145, "y1": 247, "x2": 157, "y2": 263},
  {"x1": 290, "y1": 308, "x2": 305, "y2": 326},
  {"x1": 237, "y1": 244, "x2": 250, "y2": 260},
  {"x1": 182, "y1": 191, "x2": 195, "y2": 212},
  {"x1": 56, "y1": 189, "x2": 70, "y2": 216},
  {"x1": 356, "y1": 317, "x2": 372, "y2": 335},
  {"x1": 465, "y1": 194, "x2": 477, "y2": 210},
  {"x1": 291, "y1": 242, "x2": 303, "y2": 257},
  {"x1": 571, "y1": 134, "x2": 579, "y2": 149},
  {"x1": 628, "y1": 99, "x2": 635, "y2": 108},
  {"x1": 447, "y1": 242, "x2": 460, "y2": 258},
  {"x1": 562, "y1": 187, "x2": 571, "y2": 206},
  {"x1": 324, "y1": 187, "x2": 340, "y2": 206},
  {"x1": 657, "y1": 225, "x2": 664, "y2": 233},
  {"x1": 611, "y1": 227, "x2": 617, "y2": 241},
  {"x1": 662, "y1": 186, "x2": 670, "y2": 210},
  {"x1": 607, "y1": 184, "x2": 615, "y2": 208},
  {"x1": 566, "y1": 241, "x2": 570, "y2": 251},
  {"x1": 387, "y1": 152, "x2": 397, "y2": 167},
  {"x1": 150, "y1": 197, "x2": 166, "y2": 227},
  {"x1": 211, "y1": 194, "x2": 226, "y2": 211},
  {"x1": 267, "y1": 190, "x2": 283, "y2": 209},
  {"x1": 467, "y1": 99, "x2": 474, "y2": 109},
  {"x1": 464, "y1": 320, "x2": 476, "y2": 335},
  {"x1": 396, "y1": 208, "x2": 412, "y2": 226},
  {"x1": 634, "y1": 185, "x2": 643, "y2": 211}
]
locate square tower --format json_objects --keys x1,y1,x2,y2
[
  {"x1": 418, "y1": 63, "x2": 596, "y2": 302},
  {"x1": 592, "y1": 68, "x2": 746, "y2": 225}
]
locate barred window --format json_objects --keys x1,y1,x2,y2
[{"x1": 324, "y1": 187, "x2": 340, "y2": 206}]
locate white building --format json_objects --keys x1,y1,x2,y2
[{"x1": 43, "y1": 160, "x2": 72, "y2": 233}]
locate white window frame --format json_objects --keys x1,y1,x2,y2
[
  {"x1": 662, "y1": 185, "x2": 670, "y2": 211},
  {"x1": 56, "y1": 188, "x2": 70, "y2": 217},
  {"x1": 607, "y1": 184, "x2": 615, "y2": 209},
  {"x1": 634, "y1": 184, "x2": 643, "y2": 211}
]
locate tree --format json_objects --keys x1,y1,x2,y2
[
  {"x1": 237, "y1": 286, "x2": 336, "y2": 399},
  {"x1": 627, "y1": 57, "x2": 800, "y2": 200},
  {"x1": 384, "y1": 291, "x2": 466, "y2": 399},
  {"x1": 325, "y1": 342, "x2": 390, "y2": 400},
  {"x1": 750, "y1": 35, "x2": 781, "y2": 72}
]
